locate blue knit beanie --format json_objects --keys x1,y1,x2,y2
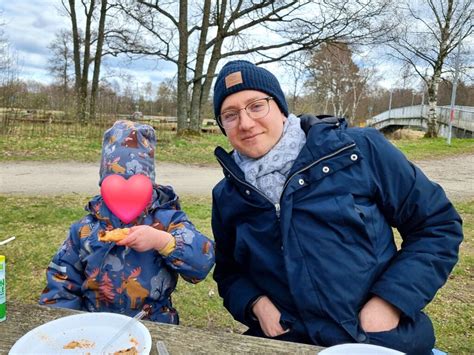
[
  {"x1": 213, "y1": 60, "x2": 289, "y2": 131},
  {"x1": 99, "y1": 120, "x2": 156, "y2": 185}
]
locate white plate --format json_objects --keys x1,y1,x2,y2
[
  {"x1": 9, "y1": 312, "x2": 152, "y2": 354},
  {"x1": 319, "y1": 343, "x2": 405, "y2": 355}
]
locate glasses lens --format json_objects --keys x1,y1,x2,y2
[
  {"x1": 219, "y1": 97, "x2": 272, "y2": 130},
  {"x1": 220, "y1": 111, "x2": 239, "y2": 128},
  {"x1": 246, "y1": 99, "x2": 269, "y2": 119}
]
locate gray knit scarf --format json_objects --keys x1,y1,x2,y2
[{"x1": 233, "y1": 114, "x2": 306, "y2": 203}]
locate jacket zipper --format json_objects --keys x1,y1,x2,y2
[
  {"x1": 216, "y1": 143, "x2": 355, "y2": 219},
  {"x1": 215, "y1": 156, "x2": 274, "y2": 208}
]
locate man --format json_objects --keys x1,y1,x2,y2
[{"x1": 211, "y1": 60, "x2": 462, "y2": 354}]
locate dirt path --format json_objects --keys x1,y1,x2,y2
[
  {"x1": 412, "y1": 154, "x2": 474, "y2": 202},
  {"x1": 0, "y1": 162, "x2": 223, "y2": 198},
  {"x1": 0, "y1": 154, "x2": 473, "y2": 201}
]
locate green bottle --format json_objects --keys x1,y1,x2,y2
[{"x1": 0, "y1": 255, "x2": 5, "y2": 322}]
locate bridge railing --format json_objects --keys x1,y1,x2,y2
[
  {"x1": 367, "y1": 105, "x2": 424, "y2": 125},
  {"x1": 436, "y1": 107, "x2": 474, "y2": 131},
  {"x1": 367, "y1": 105, "x2": 474, "y2": 132}
]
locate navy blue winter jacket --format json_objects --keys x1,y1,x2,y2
[{"x1": 212, "y1": 116, "x2": 462, "y2": 354}]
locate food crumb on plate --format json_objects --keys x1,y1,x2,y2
[{"x1": 63, "y1": 339, "x2": 95, "y2": 349}]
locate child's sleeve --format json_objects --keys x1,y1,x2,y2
[
  {"x1": 39, "y1": 224, "x2": 85, "y2": 310},
  {"x1": 162, "y1": 210, "x2": 215, "y2": 283}
]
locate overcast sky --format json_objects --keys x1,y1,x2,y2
[
  {"x1": 1, "y1": 0, "x2": 407, "y2": 94},
  {"x1": 1, "y1": 0, "x2": 178, "y2": 93},
  {"x1": 1, "y1": 1, "x2": 68, "y2": 82}
]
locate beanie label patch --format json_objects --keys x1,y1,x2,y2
[{"x1": 225, "y1": 71, "x2": 243, "y2": 88}]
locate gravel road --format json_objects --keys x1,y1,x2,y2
[
  {"x1": 0, "y1": 154, "x2": 473, "y2": 201},
  {"x1": 0, "y1": 162, "x2": 223, "y2": 198}
]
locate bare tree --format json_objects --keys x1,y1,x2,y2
[
  {"x1": 112, "y1": 0, "x2": 392, "y2": 135},
  {"x1": 283, "y1": 54, "x2": 312, "y2": 114},
  {"x1": 387, "y1": 0, "x2": 473, "y2": 137},
  {"x1": 47, "y1": 30, "x2": 74, "y2": 105},
  {"x1": 61, "y1": 0, "x2": 114, "y2": 120},
  {"x1": 156, "y1": 78, "x2": 177, "y2": 116},
  {"x1": 89, "y1": 0, "x2": 109, "y2": 120},
  {"x1": 0, "y1": 18, "x2": 20, "y2": 109},
  {"x1": 306, "y1": 43, "x2": 372, "y2": 125},
  {"x1": 0, "y1": 19, "x2": 11, "y2": 79}
]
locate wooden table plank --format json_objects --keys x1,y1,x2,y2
[{"x1": 0, "y1": 302, "x2": 323, "y2": 354}]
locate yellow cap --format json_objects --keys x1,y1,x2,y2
[{"x1": 0, "y1": 255, "x2": 4, "y2": 262}]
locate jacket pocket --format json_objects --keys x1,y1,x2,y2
[
  {"x1": 335, "y1": 194, "x2": 377, "y2": 264},
  {"x1": 233, "y1": 227, "x2": 251, "y2": 266},
  {"x1": 279, "y1": 310, "x2": 296, "y2": 331},
  {"x1": 364, "y1": 312, "x2": 435, "y2": 355}
]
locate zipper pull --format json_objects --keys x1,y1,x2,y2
[{"x1": 275, "y1": 203, "x2": 281, "y2": 218}]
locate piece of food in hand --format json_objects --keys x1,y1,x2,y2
[{"x1": 99, "y1": 228, "x2": 130, "y2": 242}]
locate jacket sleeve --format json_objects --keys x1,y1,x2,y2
[
  {"x1": 39, "y1": 224, "x2": 85, "y2": 310},
  {"x1": 364, "y1": 129, "x2": 463, "y2": 320},
  {"x1": 212, "y1": 191, "x2": 263, "y2": 327},
  {"x1": 162, "y1": 210, "x2": 215, "y2": 283}
]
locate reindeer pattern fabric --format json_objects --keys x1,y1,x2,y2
[{"x1": 39, "y1": 184, "x2": 215, "y2": 324}]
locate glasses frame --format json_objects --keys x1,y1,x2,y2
[{"x1": 217, "y1": 96, "x2": 274, "y2": 131}]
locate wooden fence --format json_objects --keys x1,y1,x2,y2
[{"x1": 0, "y1": 110, "x2": 218, "y2": 141}]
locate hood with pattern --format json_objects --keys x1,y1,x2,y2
[{"x1": 99, "y1": 120, "x2": 156, "y2": 185}]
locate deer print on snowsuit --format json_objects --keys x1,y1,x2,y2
[{"x1": 119, "y1": 267, "x2": 149, "y2": 309}]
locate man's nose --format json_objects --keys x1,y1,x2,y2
[{"x1": 238, "y1": 110, "x2": 255, "y2": 130}]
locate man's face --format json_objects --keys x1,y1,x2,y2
[{"x1": 220, "y1": 90, "x2": 286, "y2": 159}]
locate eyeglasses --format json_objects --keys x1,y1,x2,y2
[{"x1": 217, "y1": 96, "x2": 274, "y2": 130}]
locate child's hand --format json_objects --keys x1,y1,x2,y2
[{"x1": 116, "y1": 225, "x2": 173, "y2": 252}]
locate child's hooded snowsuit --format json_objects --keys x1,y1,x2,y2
[{"x1": 39, "y1": 120, "x2": 215, "y2": 324}]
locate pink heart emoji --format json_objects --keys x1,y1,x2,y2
[{"x1": 101, "y1": 174, "x2": 153, "y2": 223}]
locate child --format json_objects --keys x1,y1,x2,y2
[{"x1": 39, "y1": 120, "x2": 215, "y2": 324}]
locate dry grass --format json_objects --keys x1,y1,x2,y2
[{"x1": 0, "y1": 194, "x2": 472, "y2": 352}]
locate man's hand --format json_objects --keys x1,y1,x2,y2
[
  {"x1": 359, "y1": 296, "x2": 401, "y2": 332},
  {"x1": 252, "y1": 296, "x2": 289, "y2": 338},
  {"x1": 116, "y1": 225, "x2": 173, "y2": 252}
]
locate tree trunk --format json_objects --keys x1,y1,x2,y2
[
  {"x1": 68, "y1": 0, "x2": 82, "y2": 120},
  {"x1": 198, "y1": 1, "x2": 228, "y2": 120},
  {"x1": 176, "y1": 0, "x2": 189, "y2": 135},
  {"x1": 188, "y1": 0, "x2": 211, "y2": 133},
  {"x1": 426, "y1": 76, "x2": 440, "y2": 138},
  {"x1": 78, "y1": 0, "x2": 95, "y2": 121},
  {"x1": 90, "y1": 0, "x2": 108, "y2": 121}
]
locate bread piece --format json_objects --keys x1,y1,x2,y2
[
  {"x1": 114, "y1": 347, "x2": 138, "y2": 355},
  {"x1": 99, "y1": 228, "x2": 130, "y2": 242}
]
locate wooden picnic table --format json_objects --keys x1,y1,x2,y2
[{"x1": 0, "y1": 301, "x2": 323, "y2": 354}]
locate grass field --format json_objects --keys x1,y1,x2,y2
[
  {"x1": 0, "y1": 133, "x2": 232, "y2": 165},
  {"x1": 392, "y1": 137, "x2": 474, "y2": 161},
  {"x1": 1, "y1": 126, "x2": 473, "y2": 352},
  {"x1": 1, "y1": 130, "x2": 473, "y2": 164},
  {"x1": 0, "y1": 194, "x2": 472, "y2": 353}
]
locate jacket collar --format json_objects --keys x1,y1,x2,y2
[
  {"x1": 288, "y1": 115, "x2": 355, "y2": 174},
  {"x1": 215, "y1": 115, "x2": 352, "y2": 174},
  {"x1": 298, "y1": 114, "x2": 346, "y2": 134}
]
